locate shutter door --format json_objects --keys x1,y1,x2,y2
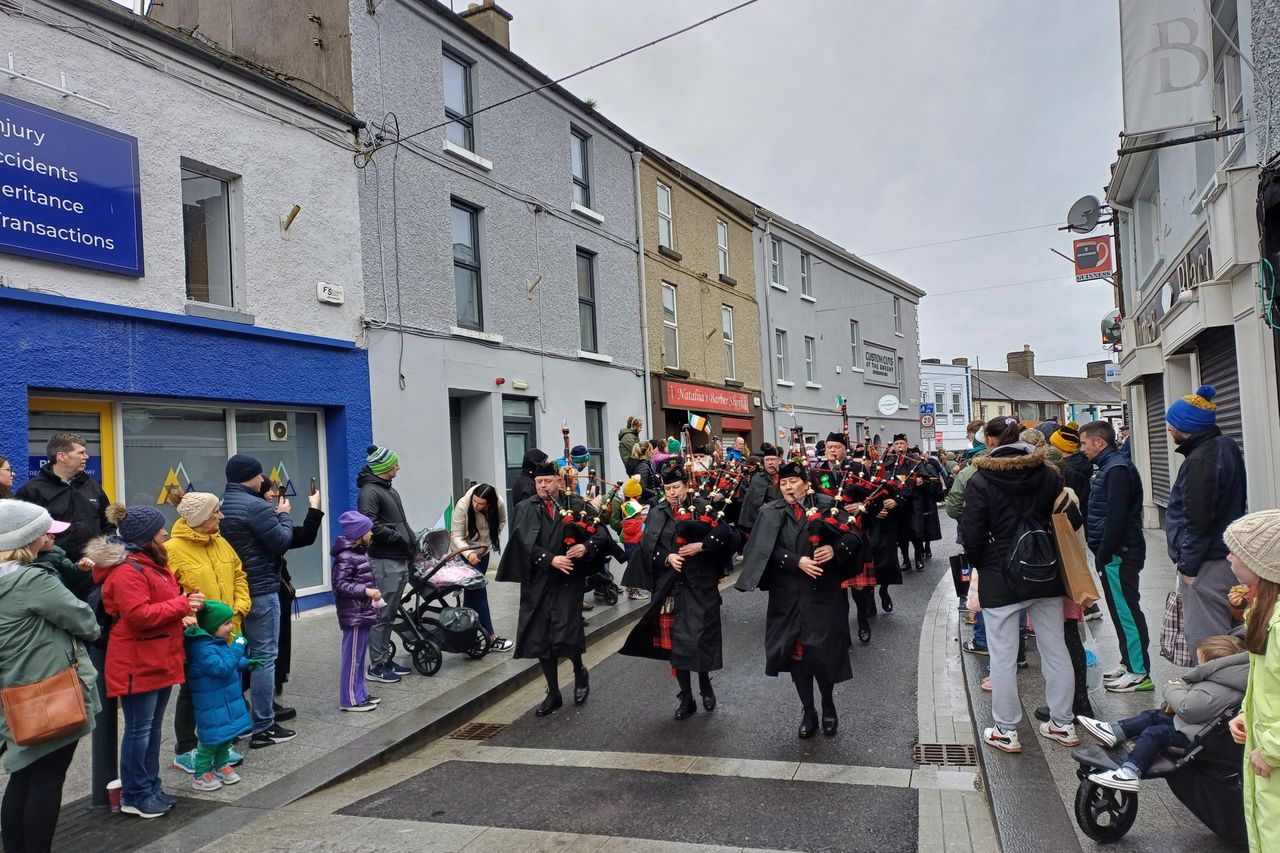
[
  {"x1": 1144, "y1": 375, "x2": 1170, "y2": 505},
  {"x1": 1197, "y1": 327, "x2": 1244, "y2": 450}
]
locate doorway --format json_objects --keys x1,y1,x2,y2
[
  {"x1": 502, "y1": 396, "x2": 536, "y2": 504},
  {"x1": 27, "y1": 397, "x2": 116, "y2": 500}
]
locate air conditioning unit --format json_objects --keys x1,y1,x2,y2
[{"x1": 269, "y1": 420, "x2": 289, "y2": 442}]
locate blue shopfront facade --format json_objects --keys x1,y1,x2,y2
[{"x1": 0, "y1": 287, "x2": 372, "y2": 609}]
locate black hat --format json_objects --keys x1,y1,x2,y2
[
  {"x1": 824, "y1": 432, "x2": 847, "y2": 447},
  {"x1": 892, "y1": 433, "x2": 908, "y2": 443},
  {"x1": 852, "y1": 443, "x2": 867, "y2": 458},
  {"x1": 778, "y1": 461, "x2": 808, "y2": 482},
  {"x1": 531, "y1": 461, "x2": 559, "y2": 477},
  {"x1": 225, "y1": 454, "x2": 263, "y2": 483},
  {"x1": 759, "y1": 443, "x2": 781, "y2": 458},
  {"x1": 661, "y1": 467, "x2": 687, "y2": 485}
]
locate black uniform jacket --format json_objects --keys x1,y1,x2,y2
[
  {"x1": 737, "y1": 470, "x2": 780, "y2": 532},
  {"x1": 620, "y1": 499, "x2": 739, "y2": 671},
  {"x1": 736, "y1": 493, "x2": 861, "y2": 684},
  {"x1": 497, "y1": 492, "x2": 610, "y2": 659}
]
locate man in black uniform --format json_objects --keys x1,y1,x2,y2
[
  {"x1": 620, "y1": 469, "x2": 740, "y2": 719},
  {"x1": 737, "y1": 462, "x2": 863, "y2": 739},
  {"x1": 736, "y1": 443, "x2": 782, "y2": 534},
  {"x1": 498, "y1": 461, "x2": 611, "y2": 717}
]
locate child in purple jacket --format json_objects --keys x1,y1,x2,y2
[{"x1": 332, "y1": 511, "x2": 382, "y2": 712}]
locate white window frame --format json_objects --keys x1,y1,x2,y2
[
  {"x1": 800, "y1": 252, "x2": 812, "y2": 298},
  {"x1": 570, "y1": 128, "x2": 591, "y2": 208},
  {"x1": 804, "y1": 335, "x2": 816, "y2": 383},
  {"x1": 657, "y1": 182, "x2": 674, "y2": 250},
  {"x1": 721, "y1": 304, "x2": 735, "y2": 380},
  {"x1": 893, "y1": 296, "x2": 903, "y2": 334},
  {"x1": 850, "y1": 319, "x2": 862, "y2": 370},
  {"x1": 775, "y1": 328, "x2": 789, "y2": 381},
  {"x1": 661, "y1": 282, "x2": 679, "y2": 368},
  {"x1": 181, "y1": 162, "x2": 242, "y2": 310},
  {"x1": 769, "y1": 237, "x2": 784, "y2": 288},
  {"x1": 716, "y1": 219, "x2": 729, "y2": 276}
]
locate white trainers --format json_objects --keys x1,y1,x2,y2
[
  {"x1": 214, "y1": 765, "x2": 241, "y2": 785},
  {"x1": 1101, "y1": 665, "x2": 1128, "y2": 682},
  {"x1": 1088, "y1": 766, "x2": 1140, "y2": 792},
  {"x1": 1105, "y1": 673, "x2": 1154, "y2": 693},
  {"x1": 982, "y1": 726, "x2": 1022, "y2": 753},
  {"x1": 1039, "y1": 721, "x2": 1081, "y2": 746},
  {"x1": 1076, "y1": 716, "x2": 1120, "y2": 748},
  {"x1": 192, "y1": 771, "x2": 223, "y2": 792}
]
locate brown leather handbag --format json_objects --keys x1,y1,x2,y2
[{"x1": 1, "y1": 643, "x2": 88, "y2": 746}]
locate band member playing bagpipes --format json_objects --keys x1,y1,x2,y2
[
  {"x1": 736, "y1": 461, "x2": 866, "y2": 740},
  {"x1": 882, "y1": 434, "x2": 944, "y2": 573},
  {"x1": 736, "y1": 443, "x2": 783, "y2": 535},
  {"x1": 496, "y1": 460, "x2": 612, "y2": 717},
  {"x1": 838, "y1": 443, "x2": 902, "y2": 643},
  {"x1": 620, "y1": 467, "x2": 741, "y2": 720}
]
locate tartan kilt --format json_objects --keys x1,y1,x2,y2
[
  {"x1": 842, "y1": 559, "x2": 877, "y2": 591},
  {"x1": 653, "y1": 612, "x2": 675, "y2": 651}
]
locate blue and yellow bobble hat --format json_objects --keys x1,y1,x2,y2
[{"x1": 1165, "y1": 385, "x2": 1217, "y2": 433}]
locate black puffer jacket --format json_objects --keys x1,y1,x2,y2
[
  {"x1": 356, "y1": 468, "x2": 415, "y2": 560},
  {"x1": 960, "y1": 444, "x2": 1065, "y2": 610},
  {"x1": 15, "y1": 465, "x2": 113, "y2": 561}
]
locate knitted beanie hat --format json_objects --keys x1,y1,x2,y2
[
  {"x1": 225, "y1": 454, "x2": 263, "y2": 483},
  {"x1": 339, "y1": 510, "x2": 373, "y2": 541},
  {"x1": 1050, "y1": 422, "x2": 1081, "y2": 453},
  {"x1": 666, "y1": 437, "x2": 682, "y2": 454},
  {"x1": 0, "y1": 500, "x2": 57, "y2": 552},
  {"x1": 570, "y1": 445, "x2": 591, "y2": 464},
  {"x1": 366, "y1": 445, "x2": 399, "y2": 475},
  {"x1": 108, "y1": 504, "x2": 166, "y2": 545},
  {"x1": 1166, "y1": 385, "x2": 1218, "y2": 433},
  {"x1": 177, "y1": 492, "x2": 221, "y2": 527},
  {"x1": 1223, "y1": 510, "x2": 1280, "y2": 585},
  {"x1": 1019, "y1": 428, "x2": 1046, "y2": 448},
  {"x1": 196, "y1": 600, "x2": 236, "y2": 635},
  {"x1": 622, "y1": 477, "x2": 642, "y2": 499}
]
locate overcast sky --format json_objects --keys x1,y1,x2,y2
[{"x1": 494, "y1": 0, "x2": 1123, "y2": 378}]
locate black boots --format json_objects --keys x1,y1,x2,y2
[
  {"x1": 798, "y1": 707, "x2": 819, "y2": 739},
  {"x1": 879, "y1": 586, "x2": 894, "y2": 613},
  {"x1": 675, "y1": 692, "x2": 697, "y2": 720},
  {"x1": 821, "y1": 702, "x2": 839, "y2": 736},
  {"x1": 700, "y1": 676, "x2": 717, "y2": 712},
  {"x1": 857, "y1": 614, "x2": 871, "y2": 644},
  {"x1": 574, "y1": 667, "x2": 590, "y2": 706},
  {"x1": 536, "y1": 690, "x2": 563, "y2": 717}
]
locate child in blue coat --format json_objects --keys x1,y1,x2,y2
[{"x1": 184, "y1": 599, "x2": 258, "y2": 791}]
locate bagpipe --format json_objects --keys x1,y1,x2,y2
[
  {"x1": 796, "y1": 496, "x2": 875, "y2": 591},
  {"x1": 671, "y1": 456, "x2": 751, "y2": 547}
]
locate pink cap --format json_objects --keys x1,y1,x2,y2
[{"x1": 47, "y1": 519, "x2": 70, "y2": 534}]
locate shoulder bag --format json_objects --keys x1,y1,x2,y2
[{"x1": 1, "y1": 639, "x2": 88, "y2": 746}]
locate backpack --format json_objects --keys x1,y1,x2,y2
[
  {"x1": 85, "y1": 561, "x2": 147, "y2": 650},
  {"x1": 1003, "y1": 502, "x2": 1062, "y2": 599}
]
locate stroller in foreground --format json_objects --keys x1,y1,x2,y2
[
  {"x1": 388, "y1": 529, "x2": 491, "y2": 676},
  {"x1": 1070, "y1": 709, "x2": 1246, "y2": 845}
]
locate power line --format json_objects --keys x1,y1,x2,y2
[
  {"x1": 860, "y1": 222, "x2": 1066, "y2": 257},
  {"x1": 362, "y1": 0, "x2": 764, "y2": 159}
]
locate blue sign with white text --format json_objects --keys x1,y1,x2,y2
[{"x1": 0, "y1": 93, "x2": 144, "y2": 276}]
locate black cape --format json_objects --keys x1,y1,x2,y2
[
  {"x1": 735, "y1": 493, "x2": 862, "y2": 684},
  {"x1": 496, "y1": 493, "x2": 610, "y2": 659},
  {"x1": 737, "y1": 470, "x2": 780, "y2": 532},
  {"x1": 620, "y1": 500, "x2": 739, "y2": 671}
]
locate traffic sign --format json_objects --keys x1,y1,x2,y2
[
  {"x1": 919, "y1": 413, "x2": 935, "y2": 429},
  {"x1": 935, "y1": 431, "x2": 944, "y2": 443},
  {"x1": 919, "y1": 403, "x2": 935, "y2": 415}
]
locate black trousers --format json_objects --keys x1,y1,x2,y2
[
  {"x1": 1, "y1": 740, "x2": 78, "y2": 853},
  {"x1": 174, "y1": 681, "x2": 197, "y2": 755},
  {"x1": 1064, "y1": 619, "x2": 1092, "y2": 716}
]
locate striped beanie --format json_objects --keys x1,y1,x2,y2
[
  {"x1": 366, "y1": 444, "x2": 399, "y2": 475},
  {"x1": 1166, "y1": 385, "x2": 1217, "y2": 433},
  {"x1": 1050, "y1": 422, "x2": 1081, "y2": 453}
]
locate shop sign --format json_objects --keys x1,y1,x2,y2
[
  {"x1": 863, "y1": 342, "x2": 898, "y2": 386},
  {"x1": 664, "y1": 381, "x2": 750, "y2": 415},
  {"x1": 0, "y1": 93, "x2": 144, "y2": 276},
  {"x1": 1134, "y1": 231, "x2": 1212, "y2": 346},
  {"x1": 722, "y1": 416, "x2": 753, "y2": 431},
  {"x1": 29, "y1": 455, "x2": 102, "y2": 483},
  {"x1": 1073, "y1": 236, "x2": 1113, "y2": 281}
]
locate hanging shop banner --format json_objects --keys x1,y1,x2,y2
[
  {"x1": 0, "y1": 93, "x2": 144, "y2": 276},
  {"x1": 1119, "y1": 0, "x2": 1214, "y2": 135},
  {"x1": 862, "y1": 342, "x2": 898, "y2": 387},
  {"x1": 663, "y1": 380, "x2": 750, "y2": 415},
  {"x1": 1074, "y1": 236, "x2": 1113, "y2": 281}
]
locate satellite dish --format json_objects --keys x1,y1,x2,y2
[{"x1": 1067, "y1": 195, "x2": 1102, "y2": 233}]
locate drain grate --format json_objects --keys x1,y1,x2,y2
[
  {"x1": 913, "y1": 742, "x2": 978, "y2": 767},
  {"x1": 448, "y1": 722, "x2": 509, "y2": 741}
]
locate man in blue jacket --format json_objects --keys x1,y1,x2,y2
[
  {"x1": 1164, "y1": 386, "x2": 1246, "y2": 651},
  {"x1": 1080, "y1": 421, "x2": 1150, "y2": 693},
  {"x1": 220, "y1": 454, "x2": 297, "y2": 748}
]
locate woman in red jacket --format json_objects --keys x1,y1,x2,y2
[{"x1": 86, "y1": 505, "x2": 203, "y2": 820}]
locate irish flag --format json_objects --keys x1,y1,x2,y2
[{"x1": 688, "y1": 411, "x2": 711, "y2": 435}]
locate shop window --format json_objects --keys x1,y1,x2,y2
[
  {"x1": 182, "y1": 166, "x2": 236, "y2": 307},
  {"x1": 121, "y1": 404, "x2": 228, "y2": 520}
]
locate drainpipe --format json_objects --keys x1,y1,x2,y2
[
  {"x1": 631, "y1": 150, "x2": 653, "y2": 437},
  {"x1": 760, "y1": 216, "x2": 777, "y2": 440}
]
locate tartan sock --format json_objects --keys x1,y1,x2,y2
[
  {"x1": 675, "y1": 669, "x2": 692, "y2": 695},
  {"x1": 791, "y1": 665, "x2": 816, "y2": 712},
  {"x1": 539, "y1": 657, "x2": 559, "y2": 694}
]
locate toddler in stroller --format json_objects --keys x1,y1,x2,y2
[
  {"x1": 388, "y1": 529, "x2": 491, "y2": 676},
  {"x1": 1070, "y1": 633, "x2": 1248, "y2": 844}
]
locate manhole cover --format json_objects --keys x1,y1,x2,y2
[
  {"x1": 912, "y1": 742, "x2": 978, "y2": 767},
  {"x1": 448, "y1": 722, "x2": 508, "y2": 741}
]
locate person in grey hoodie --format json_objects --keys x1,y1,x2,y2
[{"x1": 1078, "y1": 634, "x2": 1248, "y2": 791}]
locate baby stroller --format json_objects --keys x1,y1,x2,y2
[
  {"x1": 388, "y1": 529, "x2": 491, "y2": 676},
  {"x1": 1070, "y1": 709, "x2": 1246, "y2": 845}
]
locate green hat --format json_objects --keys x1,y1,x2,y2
[
  {"x1": 366, "y1": 444, "x2": 399, "y2": 475},
  {"x1": 666, "y1": 437, "x2": 681, "y2": 454},
  {"x1": 196, "y1": 600, "x2": 236, "y2": 635}
]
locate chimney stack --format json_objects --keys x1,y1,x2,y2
[
  {"x1": 1007, "y1": 345, "x2": 1035, "y2": 378},
  {"x1": 459, "y1": 0, "x2": 513, "y2": 50},
  {"x1": 922, "y1": 358, "x2": 941, "y2": 364},
  {"x1": 951, "y1": 357, "x2": 969, "y2": 367},
  {"x1": 1086, "y1": 360, "x2": 1109, "y2": 380}
]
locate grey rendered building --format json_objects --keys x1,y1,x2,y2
[{"x1": 753, "y1": 210, "x2": 925, "y2": 451}]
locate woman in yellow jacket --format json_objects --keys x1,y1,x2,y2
[
  {"x1": 1225, "y1": 509, "x2": 1280, "y2": 853},
  {"x1": 165, "y1": 491, "x2": 250, "y2": 774}
]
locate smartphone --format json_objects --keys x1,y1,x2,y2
[{"x1": 310, "y1": 477, "x2": 318, "y2": 495}]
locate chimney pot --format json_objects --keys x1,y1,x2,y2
[
  {"x1": 459, "y1": 0, "x2": 513, "y2": 49},
  {"x1": 1006, "y1": 346, "x2": 1035, "y2": 378}
]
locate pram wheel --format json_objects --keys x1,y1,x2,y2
[
  {"x1": 413, "y1": 641, "x2": 442, "y2": 676},
  {"x1": 1074, "y1": 780, "x2": 1138, "y2": 842},
  {"x1": 466, "y1": 628, "x2": 491, "y2": 659}
]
